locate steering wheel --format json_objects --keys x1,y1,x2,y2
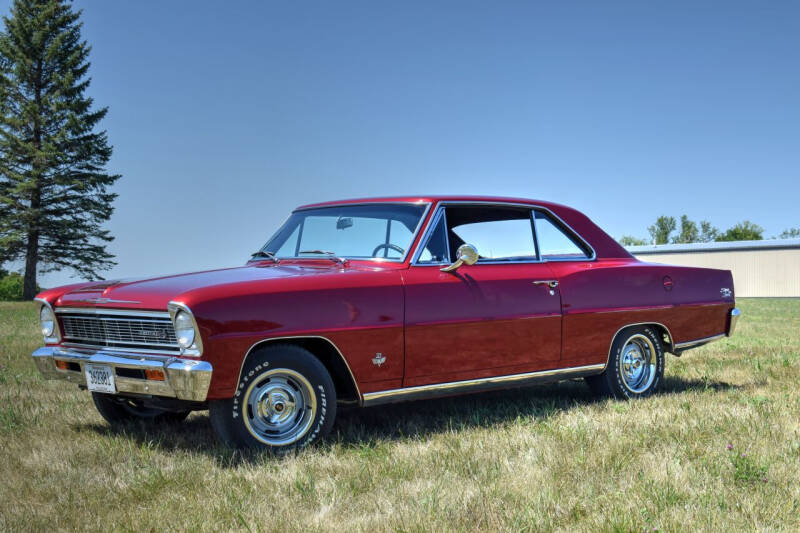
[{"x1": 371, "y1": 243, "x2": 405, "y2": 258}]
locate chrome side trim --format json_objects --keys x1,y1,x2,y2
[
  {"x1": 674, "y1": 333, "x2": 726, "y2": 351},
  {"x1": 727, "y1": 307, "x2": 740, "y2": 337},
  {"x1": 237, "y1": 335, "x2": 362, "y2": 402},
  {"x1": 34, "y1": 298, "x2": 61, "y2": 343},
  {"x1": 362, "y1": 364, "x2": 605, "y2": 406},
  {"x1": 410, "y1": 201, "x2": 597, "y2": 266},
  {"x1": 603, "y1": 322, "x2": 675, "y2": 368},
  {"x1": 31, "y1": 346, "x2": 213, "y2": 401},
  {"x1": 55, "y1": 307, "x2": 171, "y2": 319}
]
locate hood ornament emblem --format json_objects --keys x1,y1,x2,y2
[
  {"x1": 371, "y1": 353, "x2": 386, "y2": 367},
  {"x1": 73, "y1": 297, "x2": 141, "y2": 304}
]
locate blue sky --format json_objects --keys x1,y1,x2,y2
[{"x1": 3, "y1": 1, "x2": 798, "y2": 287}]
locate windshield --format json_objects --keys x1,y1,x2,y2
[{"x1": 261, "y1": 203, "x2": 428, "y2": 261}]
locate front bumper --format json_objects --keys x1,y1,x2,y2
[{"x1": 32, "y1": 346, "x2": 213, "y2": 402}]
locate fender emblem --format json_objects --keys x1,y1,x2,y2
[
  {"x1": 720, "y1": 287, "x2": 732, "y2": 298},
  {"x1": 372, "y1": 353, "x2": 386, "y2": 367}
]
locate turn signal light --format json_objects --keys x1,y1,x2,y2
[
  {"x1": 55, "y1": 360, "x2": 69, "y2": 371},
  {"x1": 145, "y1": 369, "x2": 165, "y2": 381}
]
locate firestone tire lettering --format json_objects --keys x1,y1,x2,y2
[{"x1": 209, "y1": 344, "x2": 337, "y2": 451}]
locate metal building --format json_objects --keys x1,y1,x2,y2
[{"x1": 626, "y1": 239, "x2": 800, "y2": 297}]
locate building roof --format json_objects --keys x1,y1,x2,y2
[{"x1": 627, "y1": 238, "x2": 800, "y2": 254}]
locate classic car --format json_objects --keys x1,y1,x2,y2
[{"x1": 31, "y1": 196, "x2": 740, "y2": 451}]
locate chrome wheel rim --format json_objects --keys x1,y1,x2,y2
[
  {"x1": 618, "y1": 334, "x2": 657, "y2": 394},
  {"x1": 243, "y1": 368, "x2": 317, "y2": 446}
]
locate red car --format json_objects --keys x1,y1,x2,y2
[{"x1": 32, "y1": 196, "x2": 740, "y2": 451}]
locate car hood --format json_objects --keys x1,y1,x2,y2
[{"x1": 49, "y1": 260, "x2": 396, "y2": 310}]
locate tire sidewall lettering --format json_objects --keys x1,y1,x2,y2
[
  {"x1": 231, "y1": 359, "x2": 328, "y2": 449},
  {"x1": 613, "y1": 327, "x2": 664, "y2": 398}
]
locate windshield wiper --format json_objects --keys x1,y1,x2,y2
[
  {"x1": 298, "y1": 250, "x2": 348, "y2": 265},
  {"x1": 250, "y1": 250, "x2": 279, "y2": 263}
]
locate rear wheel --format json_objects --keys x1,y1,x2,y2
[
  {"x1": 586, "y1": 325, "x2": 664, "y2": 399},
  {"x1": 209, "y1": 344, "x2": 336, "y2": 452},
  {"x1": 91, "y1": 393, "x2": 191, "y2": 424}
]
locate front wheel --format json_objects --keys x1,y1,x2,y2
[
  {"x1": 585, "y1": 325, "x2": 665, "y2": 399},
  {"x1": 209, "y1": 344, "x2": 337, "y2": 452}
]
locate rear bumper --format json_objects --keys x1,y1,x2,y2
[
  {"x1": 31, "y1": 346, "x2": 213, "y2": 402},
  {"x1": 727, "y1": 307, "x2": 741, "y2": 337}
]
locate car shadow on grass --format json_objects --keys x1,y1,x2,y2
[{"x1": 75, "y1": 375, "x2": 738, "y2": 466}]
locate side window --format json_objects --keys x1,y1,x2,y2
[
  {"x1": 534, "y1": 210, "x2": 590, "y2": 260},
  {"x1": 417, "y1": 212, "x2": 448, "y2": 263},
  {"x1": 446, "y1": 206, "x2": 537, "y2": 261}
]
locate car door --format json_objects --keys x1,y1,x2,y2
[{"x1": 402, "y1": 204, "x2": 563, "y2": 387}]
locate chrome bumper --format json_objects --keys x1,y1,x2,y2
[
  {"x1": 727, "y1": 307, "x2": 741, "y2": 337},
  {"x1": 31, "y1": 346, "x2": 213, "y2": 402}
]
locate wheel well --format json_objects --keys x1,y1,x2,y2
[
  {"x1": 607, "y1": 322, "x2": 674, "y2": 365},
  {"x1": 244, "y1": 337, "x2": 361, "y2": 403},
  {"x1": 649, "y1": 324, "x2": 674, "y2": 353}
]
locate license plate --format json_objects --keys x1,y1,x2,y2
[{"x1": 85, "y1": 364, "x2": 116, "y2": 393}]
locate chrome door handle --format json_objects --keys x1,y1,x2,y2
[{"x1": 532, "y1": 280, "x2": 559, "y2": 289}]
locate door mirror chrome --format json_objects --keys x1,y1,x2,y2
[{"x1": 441, "y1": 244, "x2": 479, "y2": 272}]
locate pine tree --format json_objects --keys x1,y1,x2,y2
[{"x1": 0, "y1": 0, "x2": 119, "y2": 299}]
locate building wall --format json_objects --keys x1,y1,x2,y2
[{"x1": 632, "y1": 248, "x2": 800, "y2": 297}]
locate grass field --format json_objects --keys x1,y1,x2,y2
[{"x1": 1, "y1": 299, "x2": 798, "y2": 531}]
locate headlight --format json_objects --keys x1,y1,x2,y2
[
  {"x1": 174, "y1": 310, "x2": 196, "y2": 349},
  {"x1": 40, "y1": 305, "x2": 55, "y2": 338}
]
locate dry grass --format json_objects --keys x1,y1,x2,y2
[{"x1": 1, "y1": 299, "x2": 799, "y2": 532}]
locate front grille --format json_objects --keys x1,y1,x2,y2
[{"x1": 58, "y1": 311, "x2": 179, "y2": 353}]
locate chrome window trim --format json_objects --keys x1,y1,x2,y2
[
  {"x1": 35, "y1": 298, "x2": 61, "y2": 343},
  {"x1": 531, "y1": 208, "x2": 595, "y2": 262},
  {"x1": 411, "y1": 201, "x2": 596, "y2": 266},
  {"x1": 258, "y1": 201, "x2": 432, "y2": 264},
  {"x1": 362, "y1": 363, "x2": 605, "y2": 406},
  {"x1": 411, "y1": 207, "x2": 451, "y2": 265},
  {"x1": 236, "y1": 335, "x2": 362, "y2": 402}
]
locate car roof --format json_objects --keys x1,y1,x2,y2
[{"x1": 296, "y1": 195, "x2": 570, "y2": 211}]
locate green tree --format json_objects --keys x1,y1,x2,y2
[
  {"x1": 778, "y1": 228, "x2": 800, "y2": 239},
  {"x1": 716, "y1": 221, "x2": 764, "y2": 242},
  {"x1": 0, "y1": 0, "x2": 119, "y2": 299},
  {"x1": 648, "y1": 216, "x2": 676, "y2": 245},
  {"x1": 699, "y1": 220, "x2": 719, "y2": 242},
  {"x1": 619, "y1": 235, "x2": 648, "y2": 246},
  {"x1": 672, "y1": 215, "x2": 699, "y2": 244}
]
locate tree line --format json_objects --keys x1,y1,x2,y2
[{"x1": 620, "y1": 216, "x2": 800, "y2": 246}]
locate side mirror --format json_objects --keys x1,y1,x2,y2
[{"x1": 441, "y1": 244, "x2": 479, "y2": 272}]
